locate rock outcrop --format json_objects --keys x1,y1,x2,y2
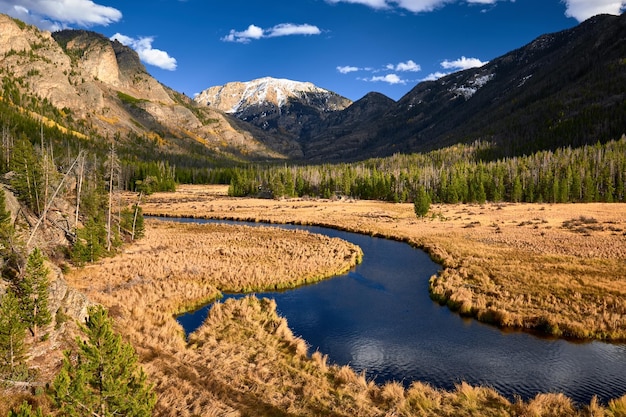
[
  {"x1": 0, "y1": 15, "x2": 287, "y2": 162},
  {"x1": 195, "y1": 77, "x2": 352, "y2": 150}
]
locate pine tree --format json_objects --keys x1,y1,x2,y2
[
  {"x1": 511, "y1": 176, "x2": 523, "y2": 203},
  {"x1": 16, "y1": 248, "x2": 52, "y2": 339},
  {"x1": 70, "y1": 217, "x2": 107, "y2": 265},
  {"x1": 51, "y1": 305, "x2": 156, "y2": 417},
  {"x1": 413, "y1": 186, "x2": 431, "y2": 218},
  {"x1": 475, "y1": 180, "x2": 487, "y2": 204},
  {"x1": 0, "y1": 290, "x2": 29, "y2": 381},
  {"x1": 7, "y1": 401, "x2": 45, "y2": 417},
  {"x1": 9, "y1": 134, "x2": 44, "y2": 216},
  {"x1": 120, "y1": 207, "x2": 144, "y2": 240}
]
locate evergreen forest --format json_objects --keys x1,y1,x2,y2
[{"x1": 223, "y1": 137, "x2": 626, "y2": 204}]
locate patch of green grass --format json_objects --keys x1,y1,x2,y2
[{"x1": 117, "y1": 91, "x2": 147, "y2": 106}]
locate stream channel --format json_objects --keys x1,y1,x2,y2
[{"x1": 167, "y1": 217, "x2": 626, "y2": 405}]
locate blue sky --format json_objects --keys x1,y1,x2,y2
[{"x1": 1, "y1": 0, "x2": 624, "y2": 101}]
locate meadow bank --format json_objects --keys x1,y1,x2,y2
[
  {"x1": 143, "y1": 185, "x2": 626, "y2": 341},
  {"x1": 61, "y1": 185, "x2": 626, "y2": 416}
]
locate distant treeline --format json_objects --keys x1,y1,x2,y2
[
  {"x1": 1, "y1": 72, "x2": 624, "y2": 205},
  {"x1": 221, "y1": 137, "x2": 626, "y2": 204}
]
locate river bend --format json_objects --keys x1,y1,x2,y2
[{"x1": 168, "y1": 217, "x2": 626, "y2": 405}]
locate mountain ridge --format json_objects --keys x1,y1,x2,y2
[
  {"x1": 308, "y1": 12, "x2": 626, "y2": 161},
  {"x1": 0, "y1": 15, "x2": 289, "y2": 165},
  {"x1": 0, "y1": 12, "x2": 624, "y2": 166},
  {"x1": 194, "y1": 77, "x2": 353, "y2": 154},
  {"x1": 195, "y1": 76, "x2": 351, "y2": 114},
  {"x1": 192, "y1": 13, "x2": 625, "y2": 162}
]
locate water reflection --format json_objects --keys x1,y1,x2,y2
[{"x1": 168, "y1": 218, "x2": 626, "y2": 404}]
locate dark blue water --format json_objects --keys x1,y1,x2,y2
[{"x1": 167, "y1": 217, "x2": 626, "y2": 405}]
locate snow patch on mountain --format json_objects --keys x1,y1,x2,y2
[
  {"x1": 450, "y1": 73, "x2": 495, "y2": 100},
  {"x1": 518, "y1": 74, "x2": 533, "y2": 87},
  {"x1": 194, "y1": 77, "x2": 347, "y2": 114}
]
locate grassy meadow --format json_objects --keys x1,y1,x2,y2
[
  {"x1": 144, "y1": 185, "x2": 626, "y2": 341},
  {"x1": 61, "y1": 184, "x2": 626, "y2": 416},
  {"x1": 65, "y1": 220, "x2": 365, "y2": 416}
]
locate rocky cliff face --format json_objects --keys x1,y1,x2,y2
[
  {"x1": 195, "y1": 77, "x2": 352, "y2": 147},
  {"x1": 195, "y1": 77, "x2": 351, "y2": 114},
  {"x1": 0, "y1": 15, "x2": 286, "y2": 162},
  {"x1": 0, "y1": 182, "x2": 92, "y2": 381}
]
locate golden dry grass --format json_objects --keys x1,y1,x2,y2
[
  {"x1": 56, "y1": 184, "x2": 626, "y2": 417},
  {"x1": 0, "y1": 393, "x2": 54, "y2": 416},
  {"x1": 143, "y1": 184, "x2": 626, "y2": 341},
  {"x1": 65, "y1": 219, "x2": 365, "y2": 416}
]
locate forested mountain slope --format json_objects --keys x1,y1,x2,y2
[
  {"x1": 0, "y1": 12, "x2": 624, "y2": 168},
  {"x1": 297, "y1": 13, "x2": 626, "y2": 161}
]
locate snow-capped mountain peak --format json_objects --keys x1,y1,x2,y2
[{"x1": 194, "y1": 76, "x2": 350, "y2": 114}]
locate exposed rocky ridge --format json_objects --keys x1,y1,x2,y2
[
  {"x1": 0, "y1": 15, "x2": 287, "y2": 162},
  {"x1": 192, "y1": 14, "x2": 626, "y2": 162},
  {"x1": 195, "y1": 77, "x2": 350, "y2": 113},
  {"x1": 0, "y1": 182, "x2": 92, "y2": 382},
  {"x1": 194, "y1": 77, "x2": 352, "y2": 147},
  {"x1": 0, "y1": 182, "x2": 91, "y2": 322}
]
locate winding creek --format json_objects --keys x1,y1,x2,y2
[{"x1": 169, "y1": 217, "x2": 626, "y2": 405}]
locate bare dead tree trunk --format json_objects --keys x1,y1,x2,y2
[
  {"x1": 23, "y1": 157, "x2": 33, "y2": 209},
  {"x1": 75, "y1": 153, "x2": 85, "y2": 229},
  {"x1": 105, "y1": 143, "x2": 120, "y2": 252},
  {"x1": 27, "y1": 152, "x2": 83, "y2": 248},
  {"x1": 131, "y1": 191, "x2": 143, "y2": 241},
  {"x1": 107, "y1": 152, "x2": 114, "y2": 252},
  {"x1": 1, "y1": 124, "x2": 13, "y2": 168},
  {"x1": 40, "y1": 124, "x2": 48, "y2": 230}
]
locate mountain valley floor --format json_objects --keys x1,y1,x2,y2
[
  {"x1": 63, "y1": 185, "x2": 626, "y2": 416},
  {"x1": 143, "y1": 184, "x2": 626, "y2": 341}
]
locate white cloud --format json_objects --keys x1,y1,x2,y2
[
  {"x1": 327, "y1": 0, "x2": 445, "y2": 12},
  {"x1": 422, "y1": 71, "x2": 449, "y2": 81},
  {"x1": 441, "y1": 56, "x2": 487, "y2": 70},
  {"x1": 325, "y1": 0, "x2": 389, "y2": 9},
  {"x1": 111, "y1": 33, "x2": 177, "y2": 71},
  {"x1": 329, "y1": 0, "x2": 625, "y2": 17},
  {"x1": 267, "y1": 23, "x2": 321, "y2": 37},
  {"x1": 342, "y1": 60, "x2": 419, "y2": 84},
  {"x1": 394, "y1": 0, "x2": 453, "y2": 13},
  {"x1": 421, "y1": 56, "x2": 487, "y2": 81},
  {"x1": 365, "y1": 74, "x2": 406, "y2": 84},
  {"x1": 327, "y1": 0, "x2": 449, "y2": 12},
  {"x1": 337, "y1": 65, "x2": 360, "y2": 74},
  {"x1": 0, "y1": 0, "x2": 122, "y2": 31},
  {"x1": 394, "y1": 60, "x2": 421, "y2": 72},
  {"x1": 326, "y1": 0, "x2": 520, "y2": 13},
  {"x1": 562, "y1": 0, "x2": 626, "y2": 22},
  {"x1": 222, "y1": 25, "x2": 263, "y2": 43},
  {"x1": 326, "y1": 0, "x2": 518, "y2": 13},
  {"x1": 222, "y1": 23, "x2": 321, "y2": 43}
]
